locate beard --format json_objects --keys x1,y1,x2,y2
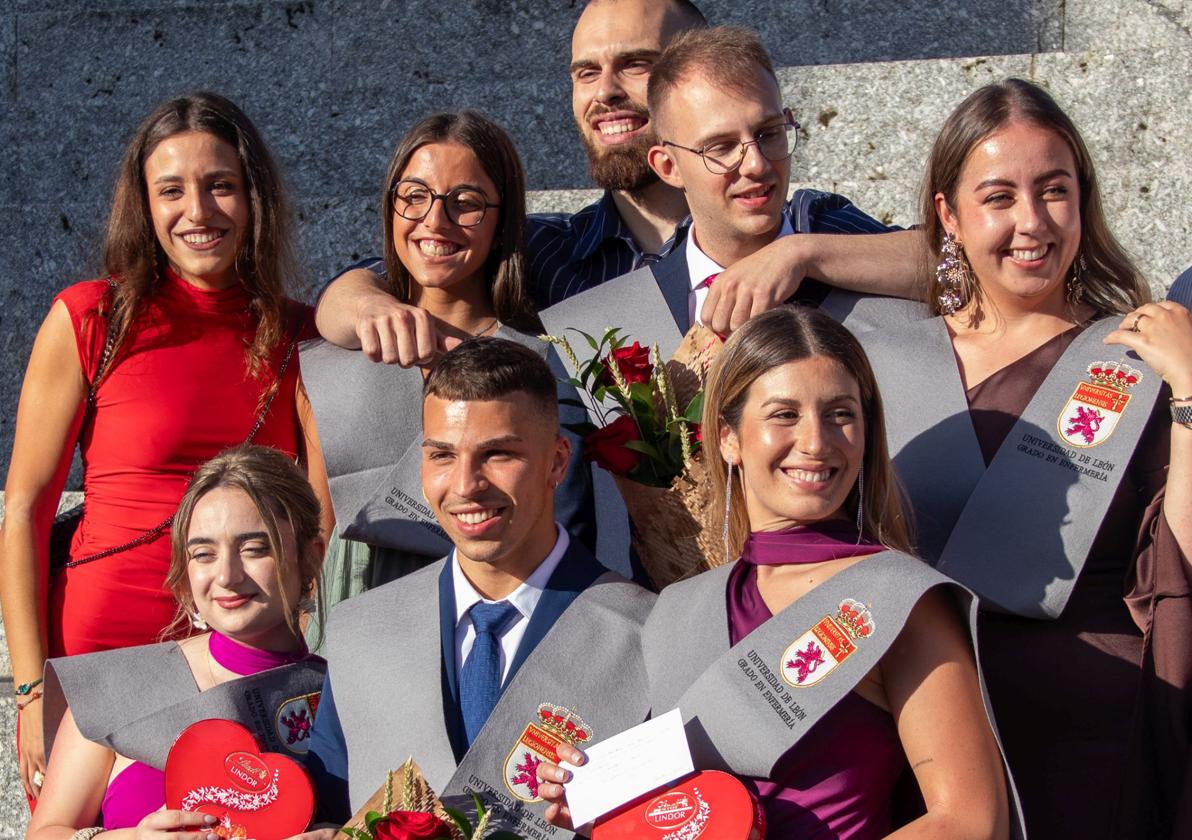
[{"x1": 577, "y1": 110, "x2": 660, "y2": 192}]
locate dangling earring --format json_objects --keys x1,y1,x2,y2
[
  {"x1": 722, "y1": 460, "x2": 735, "y2": 563},
  {"x1": 854, "y1": 459, "x2": 865, "y2": 545},
  {"x1": 191, "y1": 610, "x2": 208, "y2": 631},
  {"x1": 1067, "y1": 252, "x2": 1087, "y2": 304},
  {"x1": 936, "y1": 233, "x2": 973, "y2": 315}
]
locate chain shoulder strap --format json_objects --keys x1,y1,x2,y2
[{"x1": 62, "y1": 330, "x2": 300, "y2": 570}]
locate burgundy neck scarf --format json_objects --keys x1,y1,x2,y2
[{"x1": 740, "y1": 520, "x2": 884, "y2": 566}]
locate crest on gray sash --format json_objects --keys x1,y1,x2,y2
[{"x1": 866, "y1": 317, "x2": 1161, "y2": 618}]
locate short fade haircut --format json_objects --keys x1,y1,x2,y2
[
  {"x1": 581, "y1": 0, "x2": 707, "y2": 29},
  {"x1": 424, "y1": 337, "x2": 559, "y2": 425},
  {"x1": 647, "y1": 26, "x2": 777, "y2": 119}
]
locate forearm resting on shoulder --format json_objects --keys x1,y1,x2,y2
[
  {"x1": 799, "y1": 228, "x2": 927, "y2": 299},
  {"x1": 313, "y1": 267, "x2": 392, "y2": 348}
]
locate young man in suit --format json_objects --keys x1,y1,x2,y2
[{"x1": 299, "y1": 338, "x2": 653, "y2": 836}]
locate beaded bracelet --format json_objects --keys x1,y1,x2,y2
[
  {"x1": 71, "y1": 827, "x2": 105, "y2": 840},
  {"x1": 16, "y1": 690, "x2": 42, "y2": 711}
]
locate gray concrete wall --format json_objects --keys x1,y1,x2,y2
[{"x1": 0, "y1": 0, "x2": 1189, "y2": 831}]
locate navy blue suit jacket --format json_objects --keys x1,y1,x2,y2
[{"x1": 304, "y1": 537, "x2": 608, "y2": 822}]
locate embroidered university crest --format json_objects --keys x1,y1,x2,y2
[
  {"x1": 274, "y1": 692, "x2": 320, "y2": 754},
  {"x1": 781, "y1": 599, "x2": 874, "y2": 689},
  {"x1": 1058, "y1": 361, "x2": 1141, "y2": 448},
  {"x1": 503, "y1": 703, "x2": 592, "y2": 803}
]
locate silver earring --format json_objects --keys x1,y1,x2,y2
[
  {"x1": 936, "y1": 233, "x2": 973, "y2": 315},
  {"x1": 190, "y1": 611, "x2": 208, "y2": 631},
  {"x1": 722, "y1": 460, "x2": 735, "y2": 563},
  {"x1": 855, "y1": 460, "x2": 865, "y2": 544},
  {"x1": 1067, "y1": 252, "x2": 1087, "y2": 304}
]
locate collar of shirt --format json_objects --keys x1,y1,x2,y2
[
  {"x1": 572, "y1": 191, "x2": 687, "y2": 266},
  {"x1": 451, "y1": 523, "x2": 570, "y2": 627},
  {"x1": 684, "y1": 214, "x2": 795, "y2": 294}
]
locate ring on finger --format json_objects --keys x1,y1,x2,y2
[
  {"x1": 32, "y1": 769, "x2": 44, "y2": 788},
  {"x1": 1130, "y1": 316, "x2": 1145, "y2": 332}
]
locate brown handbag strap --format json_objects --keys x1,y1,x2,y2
[{"x1": 62, "y1": 328, "x2": 300, "y2": 570}]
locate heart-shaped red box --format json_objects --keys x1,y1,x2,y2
[
  {"x1": 592, "y1": 770, "x2": 765, "y2": 839},
  {"x1": 165, "y1": 719, "x2": 315, "y2": 840}
]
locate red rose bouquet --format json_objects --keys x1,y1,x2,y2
[
  {"x1": 543, "y1": 325, "x2": 724, "y2": 587},
  {"x1": 343, "y1": 759, "x2": 522, "y2": 840}
]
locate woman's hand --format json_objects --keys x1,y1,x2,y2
[
  {"x1": 17, "y1": 697, "x2": 46, "y2": 801},
  {"x1": 134, "y1": 810, "x2": 220, "y2": 840},
  {"x1": 536, "y1": 742, "x2": 588, "y2": 831},
  {"x1": 1105, "y1": 301, "x2": 1192, "y2": 395}
]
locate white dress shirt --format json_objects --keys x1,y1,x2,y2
[
  {"x1": 685, "y1": 216, "x2": 795, "y2": 326},
  {"x1": 451, "y1": 524, "x2": 570, "y2": 687}
]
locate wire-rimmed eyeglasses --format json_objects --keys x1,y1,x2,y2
[
  {"x1": 662, "y1": 110, "x2": 801, "y2": 175},
  {"x1": 391, "y1": 180, "x2": 500, "y2": 228}
]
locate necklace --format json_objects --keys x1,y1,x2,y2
[{"x1": 471, "y1": 318, "x2": 499, "y2": 337}]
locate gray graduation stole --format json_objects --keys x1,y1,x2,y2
[
  {"x1": 539, "y1": 266, "x2": 686, "y2": 361},
  {"x1": 644, "y1": 553, "x2": 948, "y2": 775},
  {"x1": 43, "y1": 643, "x2": 326, "y2": 768},
  {"x1": 301, "y1": 326, "x2": 553, "y2": 556},
  {"x1": 643, "y1": 554, "x2": 1025, "y2": 837},
  {"x1": 440, "y1": 578, "x2": 654, "y2": 838},
  {"x1": 863, "y1": 317, "x2": 1162, "y2": 618},
  {"x1": 818, "y1": 288, "x2": 930, "y2": 334},
  {"x1": 327, "y1": 562, "x2": 654, "y2": 834}
]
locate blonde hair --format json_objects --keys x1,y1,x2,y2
[
  {"x1": 702, "y1": 306, "x2": 914, "y2": 559},
  {"x1": 165, "y1": 445, "x2": 323, "y2": 644}
]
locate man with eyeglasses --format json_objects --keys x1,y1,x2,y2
[{"x1": 541, "y1": 25, "x2": 926, "y2": 345}]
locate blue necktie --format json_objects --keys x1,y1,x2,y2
[{"x1": 459, "y1": 601, "x2": 519, "y2": 748}]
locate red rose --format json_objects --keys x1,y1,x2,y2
[
  {"x1": 602, "y1": 342, "x2": 653, "y2": 386},
  {"x1": 583, "y1": 415, "x2": 643, "y2": 476},
  {"x1": 690, "y1": 423, "x2": 703, "y2": 443},
  {"x1": 373, "y1": 811, "x2": 453, "y2": 840}
]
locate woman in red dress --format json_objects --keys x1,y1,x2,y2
[{"x1": 0, "y1": 92, "x2": 324, "y2": 804}]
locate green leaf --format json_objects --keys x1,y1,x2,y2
[
  {"x1": 569, "y1": 328, "x2": 599, "y2": 351},
  {"x1": 364, "y1": 812, "x2": 385, "y2": 832},
  {"x1": 564, "y1": 377, "x2": 585, "y2": 390},
  {"x1": 684, "y1": 391, "x2": 705, "y2": 423},
  {"x1": 471, "y1": 792, "x2": 488, "y2": 818},
  {"x1": 338, "y1": 828, "x2": 372, "y2": 840},
  {"x1": 443, "y1": 806, "x2": 475, "y2": 839},
  {"x1": 624, "y1": 439, "x2": 664, "y2": 460}
]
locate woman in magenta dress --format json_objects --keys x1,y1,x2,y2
[
  {"x1": 26, "y1": 446, "x2": 326, "y2": 839},
  {"x1": 0, "y1": 92, "x2": 323, "y2": 803},
  {"x1": 539, "y1": 307, "x2": 1012, "y2": 839}
]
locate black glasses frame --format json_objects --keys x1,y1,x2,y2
[
  {"x1": 391, "y1": 181, "x2": 500, "y2": 228},
  {"x1": 662, "y1": 110, "x2": 801, "y2": 175}
]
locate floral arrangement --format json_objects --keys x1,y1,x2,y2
[
  {"x1": 542, "y1": 327, "x2": 704, "y2": 488},
  {"x1": 342, "y1": 759, "x2": 522, "y2": 840},
  {"x1": 543, "y1": 325, "x2": 724, "y2": 588}
]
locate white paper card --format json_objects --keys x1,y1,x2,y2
[{"x1": 559, "y1": 708, "x2": 694, "y2": 827}]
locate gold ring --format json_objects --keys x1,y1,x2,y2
[
  {"x1": 1130, "y1": 316, "x2": 1143, "y2": 332},
  {"x1": 32, "y1": 769, "x2": 44, "y2": 788}
]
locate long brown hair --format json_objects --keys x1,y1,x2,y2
[
  {"x1": 380, "y1": 110, "x2": 540, "y2": 334},
  {"x1": 921, "y1": 78, "x2": 1147, "y2": 316},
  {"x1": 165, "y1": 445, "x2": 323, "y2": 644},
  {"x1": 100, "y1": 91, "x2": 295, "y2": 384},
  {"x1": 702, "y1": 306, "x2": 914, "y2": 559}
]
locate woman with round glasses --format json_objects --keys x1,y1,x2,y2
[
  {"x1": 301, "y1": 111, "x2": 594, "y2": 616},
  {"x1": 860, "y1": 79, "x2": 1192, "y2": 837}
]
